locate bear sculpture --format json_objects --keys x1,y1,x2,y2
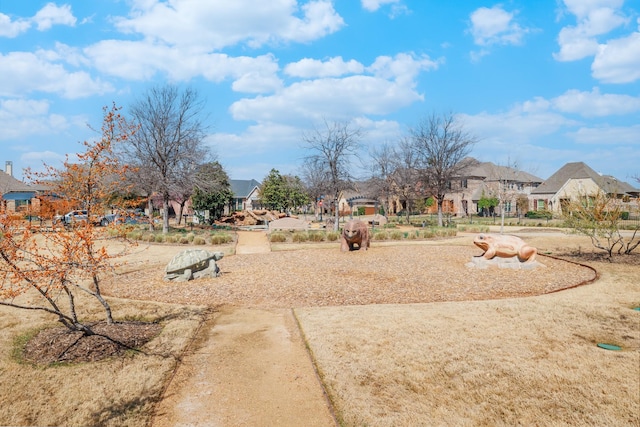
[{"x1": 341, "y1": 219, "x2": 370, "y2": 252}]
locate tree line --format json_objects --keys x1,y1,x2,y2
[{"x1": 56, "y1": 84, "x2": 479, "y2": 232}]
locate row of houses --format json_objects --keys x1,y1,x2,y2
[
  {"x1": 2, "y1": 159, "x2": 638, "y2": 219},
  {"x1": 336, "y1": 159, "x2": 638, "y2": 218}
]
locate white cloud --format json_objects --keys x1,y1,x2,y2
[
  {"x1": 230, "y1": 53, "x2": 440, "y2": 123},
  {"x1": 86, "y1": 40, "x2": 282, "y2": 91},
  {"x1": 0, "y1": 99, "x2": 70, "y2": 140},
  {"x1": 592, "y1": 28, "x2": 640, "y2": 83},
  {"x1": 554, "y1": 0, "x2": 629, "y2": 61},
  {"x1": 0, "y1": 13, "x2": 31, "y2": 37},
  {"x1": 0, "y1": 3, "x2": 76, "y2": 37},
  {"x1": 469, "y1": 6, "x2": 528, "y2": 47},
  {"x1": 33, "y1": 3, "x2": 76, "y2": 31},
  {"x1": 0, "y1": 50, "x2": 113, "y2": 98},
  {"x1": 361, "y1": 0, "x2": 400, "y2": 12},
  {"x1": 568, "y1": 124, "x2": 640, "y2": 144},
  {"x1": 367, "y1": 53, "x2": 441, "y2": 83},
  {"x1": 459, "y1": 108, "x2": 578, "y2": 143},
  {"x1": 114, "y1": 0, "x2": 344, "y2": 50},
  {"x1": 561, "y1": 0, "x2": 624, "y2": 20},
  {"x1": 552, "y1": 87, "x2": 640, "y2": 116},
  {"x1": 285, "y1": 57, "x2": 365, "y2": 78}
]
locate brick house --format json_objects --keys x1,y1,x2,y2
[
  {"x1": 530, "y1": 162, "x2": 639, "y2": 215},
  {"x1": 0, "y1": 161, "x2": 42, "y2": 214}
]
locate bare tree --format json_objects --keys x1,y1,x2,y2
[
  {"x1": 411, "y1": 112, "x2": 478, "y2": 227},
  {"x1": 390, "y1": 138, "x2": 423, "y2": 223},
  {"x1": 302, "y1": 120, "x2": 363, "y2": 230},
  {"x1": 125, "y1": 85, "x2": 210, "y2": 233},
  {"x1": 300, "y1": 157, "x2": 329, "y2": 220},
  {"x1": 564, "y1": 189, "x2": 640, "y2": 256},
  {"x1": 368, "y1": 143, "x2": 395, "y2": 217},
  {"x1": 488, "y1": 159, "x2": 521, "y2": 234},
  {"x1": 122, "y1": 162, "x2": 159, "y2": 230}
]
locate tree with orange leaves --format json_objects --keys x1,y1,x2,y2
[{"x1": 0, "y1": 104, "x2": 138, "y2": 334}]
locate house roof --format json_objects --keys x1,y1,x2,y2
[
  {"x1": 531, "y1": 162, "x2": 638, "y2": 195},
  {"x1": 462, "y1": 160, "x2": 543, "y2": 183},
  {"x1": 230, "y1": 179, "x2": 261, "y2": 198},
  {"x1": 0, "y1": 170, "x2": 33, "y2": 196}
]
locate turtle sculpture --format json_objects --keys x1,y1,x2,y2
[{"x1": 164, "y1": 249, "x2": 224, "y2": 282}]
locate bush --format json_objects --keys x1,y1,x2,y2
[
  {"x1": 373, "y1": 231, "x2": 389, "y2": 240},
  {"x1": 154, "y1": 234, "x2": 165, "y2": 243},
  {"x1": 179, "y1": 236, "x2": 190, "y2": 244},
  {"x1": 390, "y1": 231, "x2": 403, "y2": 240},
  {"x1": 308, "y1": 232, "x2": 325, "y2": 242},
  {"x1": 525, "y1": 210, "x2": 552, "y2": 219},
  {"x1": 127, "y1": 231, "x2": 143, "y2": 240},
  {"x1": 292, "y1": 232, "x2": 309, "y2": 242},
  {"x1": 193, "y1": 236, "x2": 206, "y2": 245},
  {"x1": 269, "y1": 233, "x2": 287, "y2": 243},
  {"x1": 621, "y1": 211, "x2": 630, "y2": 220},
  {"x1": 326, "y1": 232, "x2": 340, "y2": 241},
  {"x1": 210, "y1": 233, "x2": 232, "y2": 244}
]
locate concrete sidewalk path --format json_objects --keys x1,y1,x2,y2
[{"x1": 151, "y1": 307, "x2": 337, "y2": 427}]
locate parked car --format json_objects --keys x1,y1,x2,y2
[
  {"x1": 53, "y1": 210, "x2": 103, "y2": 226},
  {"x1": 52, "y1": 210, "x2": 89, "y2": 226},
  {"x1": 100, "y1": 210, "x2": 149, "y2": 226}
]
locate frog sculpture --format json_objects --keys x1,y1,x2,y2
[{"x1": 473, "y1": 233, "x2": 537, "y2": 263}]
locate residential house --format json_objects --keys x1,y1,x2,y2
[
  {"x1": 424, "y1": 159, "x2": 543, "y2": 217},
  {"x1": 0, "y1": 161, "x2": 42, "y2": 214},
  {"x1": 322, "y1": 160, "x2": 543, "y2": 219},
  {"x1": 530, "y1": 162, "x2": 639, "y2": 215},
  {"x1": 229, "y1": 179, "x2": 261, "y2": 212}
]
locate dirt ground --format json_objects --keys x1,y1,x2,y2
[{"x1": 150, "y1": 231, "x2": 337, "y2": 426}]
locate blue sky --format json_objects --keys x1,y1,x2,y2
[{"x1": 1, "y1": 0, "x2": 639, "y2": 185}]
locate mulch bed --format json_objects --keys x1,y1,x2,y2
[
  {"x1": 103, "y1": 245, "x2": 597, "y2": 308},
  {"x1": 22, "y1": 321, "x2": 162, "y2": 365}
]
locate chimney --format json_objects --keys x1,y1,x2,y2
[{"x1": 5, "y1": 161, "x2": 12, "y2": 177}]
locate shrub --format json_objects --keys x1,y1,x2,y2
[
  {"x1": 154, "y1": 234, "x2": 165, "y2": 243},
  {"x1": 525, "y1": 210, "x2": 552, "y2": 220},
  {"x1": 373, "y1": 231, "x2": 389, "y2": 240},
  {"x1": 292, "y1": 232, "x2": 309, "y2": 242},
  {"x1": 308, "y1": 232, "x2": 325, "y2": 242},
  {"x1": 193, "y1": 236, "x2": 206, "y2": 245},
  {"x1": 179, "y1": 236, "x2": 190, "y2": 244},
  {"x1": 210, "y1": 233, "x2": 232, "y2": 244},
  {"x1": 421, "y1": 229, "x2": 435, "y2": 238},
  {"x1": 390, "y1": 230, "x2": 403, "y2": 240},
  {"x1": 186, "y1": 233, "x2": 195, "y2": 242},
  {"x1": 326, "y1": 232, "x2": 340, "y2": 241},
  {"x1": 269, "y1": 233, "x2": 287, "y2": 243},
  {"x1": 127, "y1": 231, "x2": 143, "y2": 240},
  {"x1": 165, "y1": 235, "x2": 178, "y2": 243}
]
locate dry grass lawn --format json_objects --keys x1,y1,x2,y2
[
  {"x1": 0, "y1": 229, "x2": 638, "y2": 426},
  {"x1": 295, "y1": 234, "x2": 640, "y2": 426},
  {"x1": 0, "y1": 293, "x2": 207, "y2": 427}
]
